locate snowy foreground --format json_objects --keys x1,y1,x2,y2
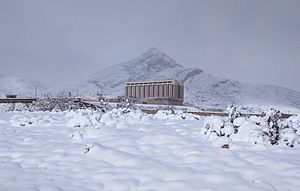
[{"x1": 0, "y1": 108, "x2": 300, "y2": 191}]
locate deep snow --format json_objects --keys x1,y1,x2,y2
[{"x1": 0, "y1": 108, "x2": 300, "y2": 191}]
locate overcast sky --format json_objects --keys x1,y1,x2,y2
[{"x1": 0, "y1": 0, "x2": 299, "y2": 91}]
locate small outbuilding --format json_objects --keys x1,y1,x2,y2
[{"x1": 6, "y1": 94, "x2": 17, "y2": 99}]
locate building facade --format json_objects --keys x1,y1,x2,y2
[{"x1": 125, "y1": 80, "x2": 184, "y2": 105}]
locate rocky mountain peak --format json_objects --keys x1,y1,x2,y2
[
  {"x1": 125, "y1": 48, "x2": 182, "y2": 73},
  {"x1": 145, "y1": 47, "x2": 165, "y2": 56}
]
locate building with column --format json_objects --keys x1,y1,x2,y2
[{"x1": 125, "y1": 80, "x2": 184, "y2": 105}]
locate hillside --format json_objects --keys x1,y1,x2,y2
[
  {"x1": 1, "y1": 48, "x2": 299, "y2": 109},
  {"x1": 0, "y1": 72, "x2": 43, "y2": 98},
  {"x1": 80, "y1": 48, "x2": 300, "y2": 109}
]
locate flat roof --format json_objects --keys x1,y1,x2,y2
[{"x1": 126, "y1": 79, "x2": 182, "y2": 85}]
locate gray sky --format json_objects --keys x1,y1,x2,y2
[{"x1": 0, "y1": 0, "x2": 299, "y2": 91}]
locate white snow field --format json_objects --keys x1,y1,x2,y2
[{"x1": 0, "y1": 108, "x2": 300, "y2": 191}]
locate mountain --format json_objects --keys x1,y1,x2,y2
[
  {"x1": 0, "y1": 72, "x2": 43, "y2": 98},
  {"x1": 80, "y1": 47, "x2": 300, "y2": 109}
]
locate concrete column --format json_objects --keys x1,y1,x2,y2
[
  {"x1": 163, "y1": 85, "x2": 168, "y2": 97},
  {"x1": 131, "y1": 86, "x2": 135, "y2": 97},
  {"x1": 173, "y1": 84, "x2": 177, "y2": 99},
  {"x1": 136, "y1": 86, "x2": 140, "y2": 98},
  {"x1": 141, "y1": 86, "x2": 145, "y2": 98},
  {"x1": 159, "y1": 85, "x2": 163, "y2": 97},
  {"x1": 168, "y1": 84, "x2": 173, "y2": 98},
  {"x1": 127, "y1": 86, "x2": 131, "y2": 97},
  {"x1": 149, "y1": 85, "x2": 153, "y2": 97},
  {"x1": 154, "y1": 85, "x2": 159, "y2": 97},
  {"x1": 145, "y1": 85, "x2": 149, "y2": 98}
]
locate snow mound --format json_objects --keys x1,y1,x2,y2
[
  {"x1": 100, "y1": 108, "x2": 150, "y2": 129},
  {"x1": 69, "y1": 131, "x2": 84, "y2": 142},
  {"x1": 0, "y1": 119, "x2": 7, "y2": 125},
  {"x1": 65, "y1": 108, "x2": 151, "y2": 129},
  {"x1": 83, "y1": 143, "x2": 155, "y2": 167},
  {"x1": 9, "y1": 113, "x2": 59, "y2": 127},
  {"x1": 65, "y1": 110, "x2": 102, "y2": 128},
  {"x1": 65, "y1": 108, "x2": 199, "y2": 131}
]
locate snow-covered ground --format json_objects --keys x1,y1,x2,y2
[{"x1": 0, "y1": 108, "x2": 300, "y2": 191}]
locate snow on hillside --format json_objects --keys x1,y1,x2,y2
[
  {"x1": 1, "y1": 48, "x2": 299, "y2": 109},
  {"x1": 0, "y1": 72, "x2": 43, "y2": 98},
  {"x1": 80, "y1": 48, "x2": 300, "y2": 109},
  {"x1": 79, "y1": 47, "x2": 192, "y2": 96},
  {"x1": 0, "y1": 108, "x2": 300, "y2": 190}
]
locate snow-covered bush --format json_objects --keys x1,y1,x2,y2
[
  {"x1": 227, "y1": 105, "x2": 241, "y2": 123},
  {"x1": 201, "y1": 108, "x2": 300, "y2": 147},
  {"x1": 65, "y1": 107, "x2": 149, "y2": 129},
  {"x1": 116, "y1": 97, "x2": 137, "y2": 112},
  {"x1": 0, "y1": 103, "x2": 30, "y2": 112},
  {"x1": 201, "y1": 117, "x2": 234, "y2": 139},
  {"x1": 264, "y1": 109, "x2": 283, "y2": 145},
  {"x1": 29, "y1": 98, "x2": 82, "y2": 112},
  {"x1": 154, "y1": 110, "x2": 199, "y2": 120},
  {"x1": 0, "y1": 98, "x2": 86, "y2": 112},
  {"x1": 231, "y1": 117, "x2": 269, "y2": 145}
]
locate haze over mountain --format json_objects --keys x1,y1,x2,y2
[
  {"x1": 1, "y1": 1, "x2": 299, "y2": 92},
  {"x1": 1, "y1": 48, "x2": 299, "y2": 109},
  {"x1": 0, "y1": 72, "x2": 43, "y2": 98},
  {"x1": 80, "y1": 48, "x2": 300, "y2": 109}
]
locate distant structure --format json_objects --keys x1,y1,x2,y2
[
  {"x1": 81, "y1": 92, "x2": 122, "y2": 103},
  {"x1": 6, "y1": 94, "x2": 17, "y2": 99},
  {"x1": 0, "y1": 94, "x2": 36, "y2": 104},
  {"x1": 125, "y1": 80, "x2": 184, "y2": 105},
  {"x1": 101, "y1": 96, "x2": 122, "y2": 102},
  {"x1": 80, "y1": 92, "x2": 102, "y2": 102}
]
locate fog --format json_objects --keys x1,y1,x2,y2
[{"x1": 0, "y1": 0, "x2": 299, "y2": 91}]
